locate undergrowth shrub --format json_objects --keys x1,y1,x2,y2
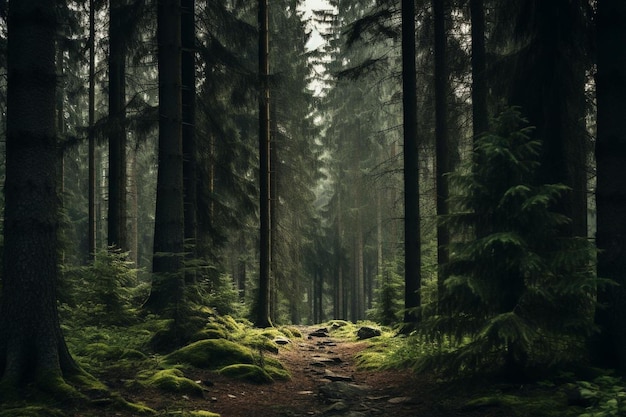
[{"x1": 60, "y1": 248, "x2": 144, "y2": 325}]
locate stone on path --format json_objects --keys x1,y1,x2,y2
[
  {"x1": 274, "y1": 336, "x2": 291, "y2": 345},
  {"x1": 323, "y1": 369, "x2": 353, "y2": 382},
  {"x1": 309, "y1": 328, "x2": 330, "y2": 338},
  {"x1": 356, "y1": 326, "x2": 381, "y2": 340},
  {"x1": 319, "y1": 381, "x2": 371, "y2": 400}
]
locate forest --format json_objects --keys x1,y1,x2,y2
[{"x1": 1, "y1": 0, "x2": 626, "y2": 416}]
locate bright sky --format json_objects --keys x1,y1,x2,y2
[{"x1": 299, "y1": 0, "x2": 333, "y2": 51}]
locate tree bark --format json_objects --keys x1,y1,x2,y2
[
  {"x1": 182, "y1": 0, "x2": 198, "y2": 283},
  {"x1": 470, "y1": 0, "x2": 488, "y2": 138},
  {"x1": 433, "y1": 0, "x2": 450, "y2": 308},
  {"x1": 108, "y1": 0, "x2": 128, "y2": 251},
  {"x1": 594, "y1": 0, "x2": 626, "y2": 372},
  {"x1": 256, "y1": 0, "x2": 271, "y2": 328},
  {"x1": 0, "y1": 0, "x2": 81, "y2": 393},
  {"x1": 147, "y1": 0, "x2": 185, "y2": 316},
  {"x1": 505, "y1": 0, "x2": 588, "y2": 237},
  {"x1": 88, "y1": 0, "x2": 97, "y2": 260},
  {"x1": 402, "y1": 0, "x2": 421, "y2": 325}
]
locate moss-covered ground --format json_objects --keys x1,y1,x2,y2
[{"x1": 2, "y1": 317, "x2": 624, "y2": 417}]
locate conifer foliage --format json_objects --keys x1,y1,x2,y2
[{"x1": 426, "y1": 108, "x2": 597, "y2": 378}]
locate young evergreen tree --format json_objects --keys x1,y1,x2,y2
[{"x1": 429, "y1": 108, "x2": 596, "y2": 379}]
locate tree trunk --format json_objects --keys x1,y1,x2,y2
[
  {"x1": 433, "y1": 0, "x2": 450, "y2": 308},
  {"x1": 594, "y1": 0, "x2": 626, "y2": 372},
  {"x1": 0, "y1": 0, "x2": 82, "y2": 394},
  {"x1": 88, "y1": 0, "x2": 97, "y2": 260},
  {"x1": 402, "y1": 0, "x2": 421, "y2": 325},
  {"x1": 256, "y1": 0, "x2": 271, "y2": 328},
  {"x1": 147, "y1": 0, "x2": 185, "y2": 318},
  {"x1": 505, "y1": 0, "x2": 588, "y2": 237},
  {"x1": 470, "y1": 0, "x2": 488, "y2": 138},
  {"x1": 108, "y1": 0, "x2": 128, "y2": 251},
  {"x1": 182, "y1": 0, "x2": 198, "y2": 283}
]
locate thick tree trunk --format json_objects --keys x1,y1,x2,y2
[
  {"x1": 402, "y1": 0, "x2": 421, "y2": 325},
  {"x1": 147, "y1": 0, "x2": 185, "y2": 316},
  {"x1": 506, "y1": 0, "x2": 588, "y2": 237},
  {"x1": 182, "y1": 0, "x2": 198, "y2": 283},
  {"x1": 108, "y1": 0, "x2": 128, "y2": 251},
  {"x1": 0, "y1": 0, "x2": 82, "y2": 393},
  {"x1": 594, "y1": 0, "x2": 626, "y2": 372}
]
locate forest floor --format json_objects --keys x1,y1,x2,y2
[{"x1": 106, "y1": 325, "x2": 503, "y2": 417}]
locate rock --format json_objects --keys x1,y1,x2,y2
[
  {"x1": 388, "y1": 396, "x2": 413, "y2": 404},
  {"x1": 356, "y1": 326, "x2": 381, "y2": 340},
  {"x1": 319, "y1": 381, "x2": 370, "y2": 400},
  {"x1": 323, "y1": 401, "x2": 349, "y2": 413},
  {"x1": 323, "y1": 369, "x2": 353, "y2": 382},
  {"x1": 309, "y1": 328, "x2": 330, "y2": 337},
  {"x1": 274, "y1": 336, "x2": 291, "y2": 345}
]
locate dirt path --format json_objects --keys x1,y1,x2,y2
[{"x1": 201, "y1": 326, "x2": 438, "y2": 417}]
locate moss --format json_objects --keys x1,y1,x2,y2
[
  {"x1": 165, "y1": 339, "x2": 254, "y2": 369},
  {"x1": 215, "y1": 315, "x2": 243, "y2": 332},
  {"x1": 143, "y1": 369, "x2": 204, "y2": 397},
  {"x1": 280, "y1": 326, "x2": 302, "y2": 338},
  {"x1": 0, "y1": 406, "x2": 65, "y2": 417},
  {"x1": 36, "y1": 372, "x2": 86, "y2": 402},
  {"x1": 121, "y1": 349, "x2": 147, "y2": 360},
  {"x1": 79, "y1": 342, "x2": 126, "y2": 361},
  {"x1": 217, "y1": 364, "x2": 273, "y2": 384},
  {"x1": 191, "y1": 329, "x2": 227, "y2": 342},
  {"x1": 111, "y1": 396, "x2": 156, "y2": 414},
  {"x1": 189, "y1": 411, "x2": 220, "y2": 417},
  {"x1": 463, "y1": 390, "x2": 574, "y2": 417},
  {"x1": 265, "y1": 365, "x2": 290, "y2": 381}
]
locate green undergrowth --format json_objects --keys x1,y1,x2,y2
[
  {"x1": 353, "y1": 330, "x2": 626, "y2": 417},
  {"x1": 59, "y1": 306, "x2": 298, "y2": 414}
]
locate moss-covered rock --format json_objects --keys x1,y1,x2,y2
[
  {"x1": 191, "y1": 328, "x2": 227, "y2": 342},
  {"x1": 143, "y1": 369, "x2": 204, "y2": 397},
  {"x1": 165, "y1": 339, "x2": 254, "y2": 369},
  {"x1": 217, "y1": 364, "x2": 273, "y2": 384},
  {"x1": 265, "y1": 365, "x2": 291, "y2": 381},
  {"x1": 280, "y1": 326, "x2": 302, "y2": 339}
]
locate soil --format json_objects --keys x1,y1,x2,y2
[{"x1": 112, "y1": 326, "x2": 501, "y2": 417}]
